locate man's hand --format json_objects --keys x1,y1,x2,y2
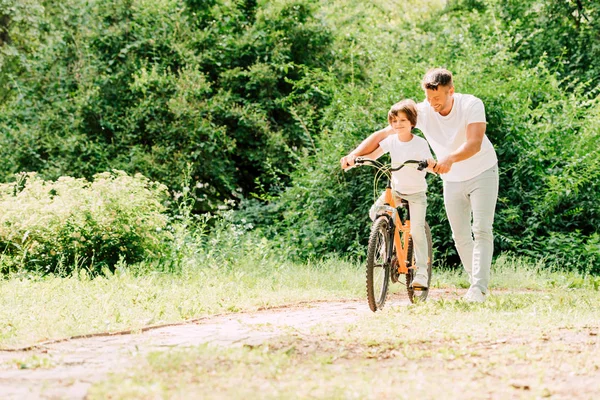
[
  {"x1": 426, "y1": 158, "x2": 437, "y2": 173},
  {"x1": 433, "y1": 156, "x2": 453, "y2": 174},
  {"x1": 340, "y1": 154, "x2": 357, "y2": 170}
]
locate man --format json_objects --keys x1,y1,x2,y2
[{"x1": 341, "y1": 68, "x2": 499, "y2": 303}]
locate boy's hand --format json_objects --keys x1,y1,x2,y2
[
  {"x1": 340, "y1": 154, "x2": 357, "y2": 170},
  {"x1": 427, "y1": 158, "x2": 438, "y2": 172}
]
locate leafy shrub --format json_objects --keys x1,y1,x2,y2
[
  {"x1": 253, "y1": 0, "x2": 600, "y2": 272},
  {"x1": 0, "y1": 171, "x2": 171, "y2": 274},
  {"x1": 0, "y1": 0, "x2": 334, "y2": 213},
  {"x1": 494, "y1": 0, "x2": 600, "y2": 88},
  {"x1": 2, "y1": 0, "x2": 599, "y2": 273}
]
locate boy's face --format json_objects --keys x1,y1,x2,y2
[{"x1": 390, "y1": 112, "x2": 412, "y2": 134}]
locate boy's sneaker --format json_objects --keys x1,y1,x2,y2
[
  {"x1": 464, "y1": 286, "x2": 486, "y2": 303},
  {"x1": 410, "y1": 273, "x2": 428, "y2": 290}
]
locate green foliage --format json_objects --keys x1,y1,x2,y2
[
  {"x1": 495, "y1": 0, "x2": 600, "y2": 88},
  {"x1": 256, "y1": 0, "x2": 600, "y2": 272},
  {"x1": 0, "y1": 171, "x2": 171, "y2": 274},
  {"x1": 1, "y1": 0, "x2": 599, "y2": 273},
  {"x1": 0, "y1": 0, "x2": 45, "y2": 85},
  {"x1": 0, "y1": 0, "x2": 333, "y2": 212}
]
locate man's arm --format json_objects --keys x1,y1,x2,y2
[
  {"x1": 340, "y1": 125, "x2": 394, "y2": 169},
  {"x1": 361, "y1": 146, "x2": 385, "y2": 161},
  {"x1": 433, "y1": 122, "x2": 486, "y2": 174}
]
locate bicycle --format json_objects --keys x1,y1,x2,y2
[{"x1": 350, "y1": 157, "x2": 433, "y2": 311}]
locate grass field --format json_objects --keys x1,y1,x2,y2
[
  {"x1": 0, "y1": 256, "x2": 362, "y2": 349},
  {"x1": 1, "y1": 254, "x2": 597, "y2": 349},
  {"x1": 1, "y1": 253, "x2": 599, "y2": 398},
  {"x1": 85, "y1": 257, "x2": 600, "y2": 399}
]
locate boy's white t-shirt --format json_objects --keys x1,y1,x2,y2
[
  {"x1": 416, "y1": 93, "x2": 498, "y2": 182},
  {"x1": 379, "y1": 134, "x2": 433, "y2": 194}
]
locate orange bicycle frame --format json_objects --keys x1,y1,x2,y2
[{"x1": 383, "y1": 186, "x2": 411, "y2": 274}]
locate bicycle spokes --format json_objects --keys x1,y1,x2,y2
[{"x1": 366, "y1": 217, "x2": 391, "y2": 312}]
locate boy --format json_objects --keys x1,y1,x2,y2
[{"x1": 345, "y1": 99, "x2": 435, "y2": 288}]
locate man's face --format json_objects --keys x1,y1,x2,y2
[{"x1": 425, "y1": 86, "x2": 454, "y2": 114}]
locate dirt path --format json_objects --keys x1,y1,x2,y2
[
  {"x1": 1, "y1": 290, "x2": 450, "y2": 399},
  {"x1": 2, "y1": 288, "x2": 598, "y2": 399}
]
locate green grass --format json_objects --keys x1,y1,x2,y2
[
  {"x1": 433, "y1": 253, "x2": 600, "y2": 291},
  {"x1": 0, "y1": 256, "x2": 364, "y2": 348},
  {"x1": 1, "y1": 253, "x2": 598, "y2": 350},
  {"x1": 2, "y1": 251, "x2": 599, "y2": 398},
  {"x1": 87, "y1": 282, "x2": 600, "y2": 399}
]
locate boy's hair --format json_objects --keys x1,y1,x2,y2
[
  {"x1": 388, "y1": 99, "x2": 418, "y2": 128},
  {"x1": 421, "y1": 68, "x2": 454, "y2": 90}
]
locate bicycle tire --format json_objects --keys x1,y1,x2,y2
[
  {"x1": 366, "y1": 216, "x2": 391, "y2": 312},
  {"x1": 406, "y1": 222, "x2": 433, "y2": 303}
]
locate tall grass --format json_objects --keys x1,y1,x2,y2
[
  {"x1": 0, "y1": 251, "x2": 364, "y2": 348},
  {"x1": 87, "y1": 264, "x2": 600, "y2": 399},
  {"x1": 434, "y1": 254, "x2": 600, "y2": 291},
  {"x1": 2, "y1": 226, "x2": 598, "y2": 349}
]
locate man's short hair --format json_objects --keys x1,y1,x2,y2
[
  {"x1": 388, "y1": 99, "x2": 418, "y2": 128},
  {"x1": 422, "y1": 68, "x2": 454, "y2": 90}
]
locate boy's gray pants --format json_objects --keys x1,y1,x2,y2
[
  {"x1": 443, "y1": 164, "x2": 499, "y2": 294},
  {"x1": 369, "y1": 191, "x2": 429, "y2": 277}
]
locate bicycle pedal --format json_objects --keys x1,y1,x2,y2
[{"x1": 413, "y1": 286, "x2": 427, "y2": 291}]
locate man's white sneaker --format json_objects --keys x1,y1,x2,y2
[
  {"x1": 411, "y1": 273, "x2": 428, "y2": 289},
  {"x1": 464, "y1": 286, "x2": 486, "y2": 303}
]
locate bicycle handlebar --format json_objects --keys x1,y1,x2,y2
[{"x1": 353, "y1": 157, "x2": 429, "y2": 172}]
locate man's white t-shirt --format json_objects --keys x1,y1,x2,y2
[
  {"x1": 416, "y1": 93, "x2": 497, "y2": 182},
  {"x1": 379, "y1": 134, "x2": 433, "y2": 194}
]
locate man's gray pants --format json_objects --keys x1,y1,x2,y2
[{"x1": 443, "y1": 164, "x2": 499, "y2": 294}]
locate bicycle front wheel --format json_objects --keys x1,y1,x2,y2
[{"x1": 366, "y1": 216, "x2": 391, "y2": 312}]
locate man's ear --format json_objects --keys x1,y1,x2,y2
[{"x1": 448, "y1": 86, "x2": 455, "y2": 96}]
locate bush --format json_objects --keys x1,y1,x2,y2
[
  {"x1": 0, "y1": 170, "x2": 172, "y2": 274},
  {"x1": 0, "y1": 0, "x2": 334, "y2": 213},
  {"x1": 252, "y1": 0, "x2": 600, "y2": 272}
]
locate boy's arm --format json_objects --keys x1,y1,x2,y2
[
  {"x1": 342, "y1": 146, "x2": 385, "y2": 170},
  {"x1": 340, "y1": 125, "x2": 394, "y2": 169}
]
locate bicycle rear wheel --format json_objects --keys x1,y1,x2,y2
[
  {"x1": 406, "y1": 222, "x2": 433, "y2": 303},
  {"x1": 366, "y1": 216, "x2": 391, "y2": 312}
]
